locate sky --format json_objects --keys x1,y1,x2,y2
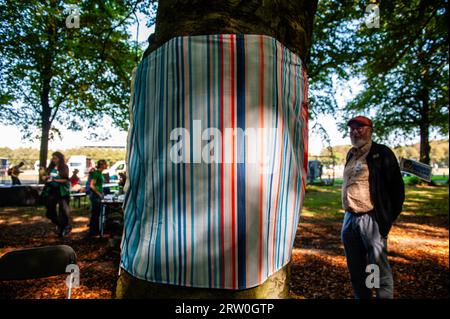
[{"x1": 0, "y1": 11, "x2": 420, "y2": 155}]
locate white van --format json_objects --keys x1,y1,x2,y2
[
  {"x1": 67, "y1": 155, "x2": 95, "y2": 178},
  {"x1": 106, "y1": 160, "x2": 126, "y2": 180}
]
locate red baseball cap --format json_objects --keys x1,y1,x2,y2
[{"x1": 347, "y1": 116, "x2": 373, "y2": 128}]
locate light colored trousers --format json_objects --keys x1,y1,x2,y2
[{"x1": 341, "y1": 212, "x2": 394, "y2": 299}]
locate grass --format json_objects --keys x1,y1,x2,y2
[
  {"x1": 303, "y1": 184, "x2": 449, "y2": 218},
  {"x1": 311, "y1": 174, "x2": 449, "y2": 187}
]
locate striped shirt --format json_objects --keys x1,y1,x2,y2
[{"x1": 121, "y1": 34, "x2": 308, "y2": 289}]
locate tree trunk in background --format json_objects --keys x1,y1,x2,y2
[
  {"x1": 419, "y1": 123, "x2": 431, "y2": 166},
  {"x1": 38, "y1": 122, "x2": 50, "y2": 183},
  {"x1": 117, "y1": 0, "x2": 318, "y2": 299},
  {"x1": 38, "y1": 3, "x2": 57, "y2": 183},
  {"x1": 38, "y1": 84, "x2": 51, "y2": 184},
  {"x1": 419, "y1": 91, "x2": 431, "y2": 165}
]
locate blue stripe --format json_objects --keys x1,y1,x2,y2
[
  {"x1": 130, "y1": 59, "x2": 148, "y2": 272},
  {"x1": 281, "y1": 49, "x2": 294, "y2": 264},
  {"x1": 206, "y1": 35, "x2": 212, "y2": 288},
  {"x1": 188, "y1": 36, "x2": 195, "y2": 286},
  {"x1": 145, "y1": 47, "x2": 158, "y2": 279},
  {"x1": 181, "y1": 37, "x2": 188, "y2": 286},
  {"x1": 236, "y1": 34, "x2": 247, "y2": 289},
  {"x1": 164, "y1": 39, "x2": 171, "y2": 283},
  {"x1": 154, "y1": 43, "x2": 166, "y2": 281},
  {"x1": 266, "y1": 38, "x2": 278, "y2": 276},
  {"x1": 171, "y1": 38, "x2": 178, "y2": 284},
  {"x1": 275, "y1": 46, "x2": 289, "y2": 268},
  {"x1": 175, "y1": 37, "x2": 183, "y2": 286}
]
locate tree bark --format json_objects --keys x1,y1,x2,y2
[
  {"x1": 117, "y1": 0, "x2": 317, "y2": 299},
  {"x1": 419, "y1": 90, "x2": 431, "y2": 165},
  {"x1": 419, "y1": 123, "x2": 431, "y2": 165},
  {"x1": 38, "y1": 119, "x2": 50, "y2": 183},
  {"x1": 144, "y1": 0, "x2": 317, "y2": 64},
  {"x1": 38, "y1": 68, "x2": 52, "y2": 183},
  {"x1": 38, "y1": 1, "x2": 57, "y2": 183}
]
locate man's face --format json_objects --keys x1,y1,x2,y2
[{"x1": 349, "y1": 124, "x2": 372, "y2": 148}]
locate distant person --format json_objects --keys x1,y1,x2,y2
[
  {"x1": 8, "y1": 162, "x2": 24, "y2": 185},
  {"x1": 118, "y1": 172, "x2": 127, "y2": 188},
  {"x1": 85, "y1": 167, "x2": 96, "y2": 194},
  {"x1": 88, "y1": 159, "x2": 107, "y2": 236},
  {"x1": 42, "y1": 152, "x2": 72, "y2": 238},
  {"x1": 70, "y1": 169, "x2": 81, "y2": 192},
  {"x1": 341, "y1": 116, "x2": 405, "y2": 299}
]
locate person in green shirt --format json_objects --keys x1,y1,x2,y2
[
  {"x1": 88, "y1": 159, "x2": 108, "y2": 236},
  {"x1": 42, "y1": 152, "x2": 71, "y2": 238}
]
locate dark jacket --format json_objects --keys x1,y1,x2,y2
[{"x1": 345, "y1": 141, "x2": 405, "y2": 237}]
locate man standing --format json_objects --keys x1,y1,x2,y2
[
  {"x1": 88, "y1": 160, "x2": 107, "y2": 236},
  {"x1": 8, "y1": 162, "x2": 24, "y2": 185},
  {"x1": 341, "y1": 116, "x2": 405, "y2": 299}
]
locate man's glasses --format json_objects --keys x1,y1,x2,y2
[{"x1": 349, "y1": 126, "x2": 369, "y2": 133}]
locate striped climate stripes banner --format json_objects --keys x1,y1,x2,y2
[{"x1": 121, "y1": 34, "x2": 308, "y2": 290}]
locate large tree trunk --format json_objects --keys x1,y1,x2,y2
[
  {"x1": 118, "y1": 0, "x2": 317, "y2": 299},
  {"x1": 144, "y1": 0, "x2": 317, "y2": 63}
]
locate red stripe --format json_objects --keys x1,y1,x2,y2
[
  {"x1": 258, "y1": 35, "x2": 264, "y2": 282},
  {"x1": 230, "y1": 35, "x2": 237, "y2": 289},
  {"x1": 302, "y1": 66, "x2": 309, "y2": 173},
  {"x1": 219, "y1": 34, "x2": 225, "y2": 288}
]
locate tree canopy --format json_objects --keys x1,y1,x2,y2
[
  {"x1": 0, "y1": 0, "x2": 156, "y2": 179},
  {"x1": 309, "y1": 0, "x2": 449, "y2": 164}
]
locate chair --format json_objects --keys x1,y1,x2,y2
[{"x1": 0, "y1": 245, "x2": 78, "y2": 298}]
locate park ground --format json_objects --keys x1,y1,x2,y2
[{"x1": 0, "y1": 184, "x2": 448, "y2": 299}]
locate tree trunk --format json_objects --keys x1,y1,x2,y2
[
  {"x1": 118, "y1": 0, "x2": 317, "y2": 299},
  {"x1": 419, "y1": 90, "x2": 431, "y2": 165},
  {"x1": 38, "y1": 67, "x2": 52, "y2": 183},
  {"x1": 144, "y1": 0, "x2": 317, "y2": 64},
  {"x1": 419, "y1": 123, "x2": 431, "y2": 165},
  {"x1": 38, "y1": 2, "x2": 57, "y2": 183},
  {"x1": 38, "y1": 122, "x2": 50, "y2": 183}
]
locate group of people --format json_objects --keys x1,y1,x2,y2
[
  {"x1": 39, "y1": 153, "x2": 111, "y2": 238},
  {"x1": 7, "y1": 156, "x2": 126, "y2": 238}
]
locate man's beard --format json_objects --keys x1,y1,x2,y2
[{"x1": 351, "y1": 136, "x2": 370, "y2": 148}]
